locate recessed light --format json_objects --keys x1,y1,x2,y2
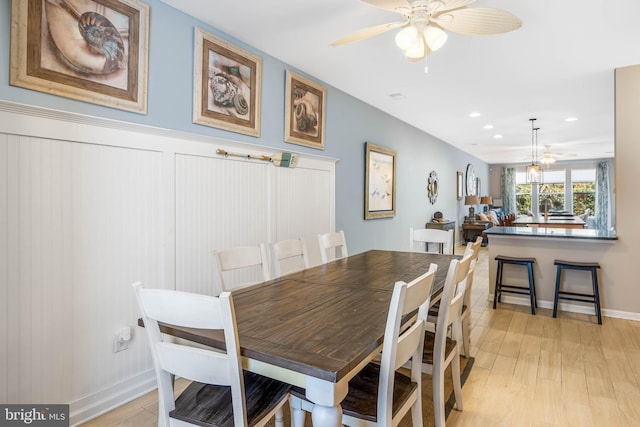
[
  {"x1": 388, "y1": 93, "x2": 406, "y2": 100},
  {"x1": 493, "y1": 134, "x2": 503, "y2": 139},
  {"x1": 483, "y1": 124, "x2": 494, "y2": 129},
  {"x1": 565, "y1": 117, "x2": 578, "y2": 122},
  {"x1": 469, "y1": 112, "x2": 481, "y2": 118}
]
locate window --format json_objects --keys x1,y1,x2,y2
[
  {"x1": 515, "y1": 172, "x2": 532, "y2": 214},
  {"x1": 538, "y1": 170, "x2": 565, "y2": 213},
  {"x1": 571, "y1": 169, "x2": 596, "y2": 215}
]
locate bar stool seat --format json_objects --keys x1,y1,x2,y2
[
  {"x1": 553, "y1": 260, "x2": 602, "y2": 324},
  {"x1": 493, "y1": 255, "x2": 537, "y2": 314}
]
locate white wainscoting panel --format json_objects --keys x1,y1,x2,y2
[
  {"x1": 0, "y1": 133, "x2": 161, "y2": 407},
  {"x1": 0, "y1": 101, "x2": 337, "y2": 425},
  {"x1": 274, "y1": 166, "x2": 333, "y2": 267},
  {"x1": 175, "y1": 154, "x2": 271, "y2": 296}
]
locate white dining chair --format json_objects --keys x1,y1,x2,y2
[
  {"x1": 427, "y1": 239, "x2": 479, "y2": 358},
  {"x1": 459, "y1": 236, "x2": 482, "y2": 357},
  {"x1": 132, "y1": 282, "x2": 290, "y2": 427},
  {"x1": 212, "y1": 244, "x2": 270, "y2": 294},
  {"x1": 269, "y1": 238, "x2": 309, "y2": 278},
  {"x1": 409, "y1": 227, "x2": 454, "y2": 255},
  {"x1": 421, "y1": 254, "x2": 472, "y2": 427},
  {"x1": 317, "y1": 230, "x2": 348, "y2": 264},
  {"x1": 289, "y1": 264, "x2": 438, "y2": 427}
]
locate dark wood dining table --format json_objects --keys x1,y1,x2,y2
[{"x1": 150, "y1": 249, "x2": 457, "y2": 426}]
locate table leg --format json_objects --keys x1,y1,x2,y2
[
  {"x1": 312, "y1": 404, "x2": 342, "y2": 426},
  {"x1": 305, "y1": 376, "x2": 347, "y2": 427}
]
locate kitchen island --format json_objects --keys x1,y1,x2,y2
[{"x1": 483, "y1": 227, "x2": 617, "y2": 318}]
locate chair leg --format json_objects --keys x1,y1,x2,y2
[
  {"x1": 493, "y1": 262, "x2": 502, "y2": 309},
  {"x1": 592, "y1": 269, "x2": 602, "y2": 325},
  {"x1": 411, "y1": 390, "x2": 423, "y2": 427},
  {"x1": 275, "y1": 407, "x2": 284, "y2": 427},
  {"x1": 462, "y1": 315, "x2": 471, "y2": 357},
  {"x1": 289, "y1": 396, "x2": 306, "y2": 427},
  {"x1": 553, "y1": 267, "x2": 562, "y2": 318},
  {"x1": 527, "y1": 263, "x2": 536, "y2": 315},
  {"x1": 432, "y1": 366, "x2": 446, "y2": 427},
  {"x1": 452, "y1": 352, "x2": 463, "y2": 412}
]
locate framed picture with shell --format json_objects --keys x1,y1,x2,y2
[
  {"x1": 10, "y1": 0, "x2": 150, "y2": 114},
  {"x1": 193, "y1": 27, "x2": 262, "y2": 137},
  {"x1": 284, "y1": 70, "x2": 326, "y2": 150}
]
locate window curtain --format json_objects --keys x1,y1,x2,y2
[
  {"x1": 500, "y1": 167, "x2": 516, "y2": 215},
  {"x1": 595, "y1": 161, "x2": 610, "y2": 231}
]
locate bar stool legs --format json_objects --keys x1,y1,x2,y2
[
  {"x1": 553, "y1": 260, "x2": 602, "y2": 324},
  {"x1": 493, "y1": 256, "x2": 537, "y2": 315}
]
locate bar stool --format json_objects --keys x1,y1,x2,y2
[
  {"x1": 493, "y1": 255, "x2": 537, "y2": 314},
  {"x1": 553, "y1": 260, "x2": 602, "y2": 324}
]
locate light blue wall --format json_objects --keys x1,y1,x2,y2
[{"x1": 0, "y1": 0, "x2": 488, "y2": 254}]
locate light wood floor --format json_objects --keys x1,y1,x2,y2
[{"x1": 83, "y1": 246, "x2": 640, "y2": 426}]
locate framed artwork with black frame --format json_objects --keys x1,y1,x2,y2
[{"x1": 364, "y1": 142, "x2": 396, "y2": 220}]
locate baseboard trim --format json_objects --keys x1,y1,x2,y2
[
  {"x1": 69, "y1": 370, "x2": 156, "y2": 426},
  {"x1": 488, "y1": 294, "x2": 640, "y2": 321}
]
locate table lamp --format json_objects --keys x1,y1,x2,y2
[
  {"x1": 465, "y1": 195, "x2": 479, "y2": 221},
  {"x1": 480, "y1": 196, "x2": 493, "y2": 213}
]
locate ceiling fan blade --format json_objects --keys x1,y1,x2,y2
[
  {"x1": 435, "y1": 8, "x2": 522, "y2": 35},
  {"x1": 360, "y1": 0, "x2": 411, "y2": 14},
  {"x1": 331, "y1": 21, "x2": 407, "y2": 46},
  {"x1": 435, "y1": 0, "x2": 477, "y2": 12}
]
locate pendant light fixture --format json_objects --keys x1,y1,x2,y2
[{"x1": 526, "y1": 118, "x2": 543, "y2": 184}]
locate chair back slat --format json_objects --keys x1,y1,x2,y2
[
  {"x1": 317, "y1": 231, "x2": 348, "y2": 264},
  {"x1": 270, "y1": 238, "x2": 309, "y2": 278},
  {"x1": 213, "y1": 244, "x2": 270, "y2": 293},
  {"x1": 156, "y1": 342, "x2": 233, "y2": 385},
  {"x1": 409, "y1": 227, "x2": 454, "y2": 255}
]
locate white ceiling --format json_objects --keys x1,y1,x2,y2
[{"x1": 160, "y1": 0, "x2": 640, "y2": 165}]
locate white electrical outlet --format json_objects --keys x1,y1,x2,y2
[{"x1": 113, "y1": 326, "x2": 131, "y2": 353}]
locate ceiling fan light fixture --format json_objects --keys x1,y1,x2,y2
[
  {"x1": 541, "y1": 156, "x2": 556, "y2": 166},
  {"x1": 424, "y1": 25, "x2": 448, "y2": 51},
  {"x1": 405, "y1": 34, "x2": 426, "y2": 59},
  {"x1": 395, "y1": 25, "x2": 418, "y2": 50}
]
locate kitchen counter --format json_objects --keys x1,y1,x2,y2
[
  {"x1": 483, "y1": 226, "x2": 618, "y2": 318},
  {"x1": 512, "y1": 215, "x2": 586, "y2": 229},
  {"x1": 484, "y1": 226, "x2": 617, "y2": 241}
]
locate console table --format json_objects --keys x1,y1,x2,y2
[{"x1": 462, "y1": 222, "x2": 489, "y2": 245}]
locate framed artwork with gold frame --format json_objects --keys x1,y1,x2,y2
[
  {"x1": 193, "y1": 27, "x2": 262, "y2": 137},
  {"x1": 284, "y1": 70, "x2": 326, "y2": 150},
  {"x1": 365, "y1": 142, "x2": 397, "y2": 220},
  {"x1": 10, "y1": 0, "x2": 149, "y2": 114}
]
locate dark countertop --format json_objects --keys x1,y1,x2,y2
[
  {"x1": 484, "y1": 226, "x2": 618, "y2": 241},
  {"x1": 512, "y1": 215, "x2": 586, "y2": 226}
]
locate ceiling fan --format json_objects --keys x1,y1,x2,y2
[
  {"x1": 539, "y1": 149, "x2": 578, "y2": 166},
  {"x1": 332, "y1": 0, "x2": 522, "y2": 62}
]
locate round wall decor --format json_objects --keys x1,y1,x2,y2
[
  {"x1": 428, "y1": 170, "x2": 439, "y2": 204},
  {"x1": 466, "y1": 163, "x2": 476, "y2": 196}
]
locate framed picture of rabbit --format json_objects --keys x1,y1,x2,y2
[{"x1": 284, "y1": 70, "x2": 326, "y2": 150}]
